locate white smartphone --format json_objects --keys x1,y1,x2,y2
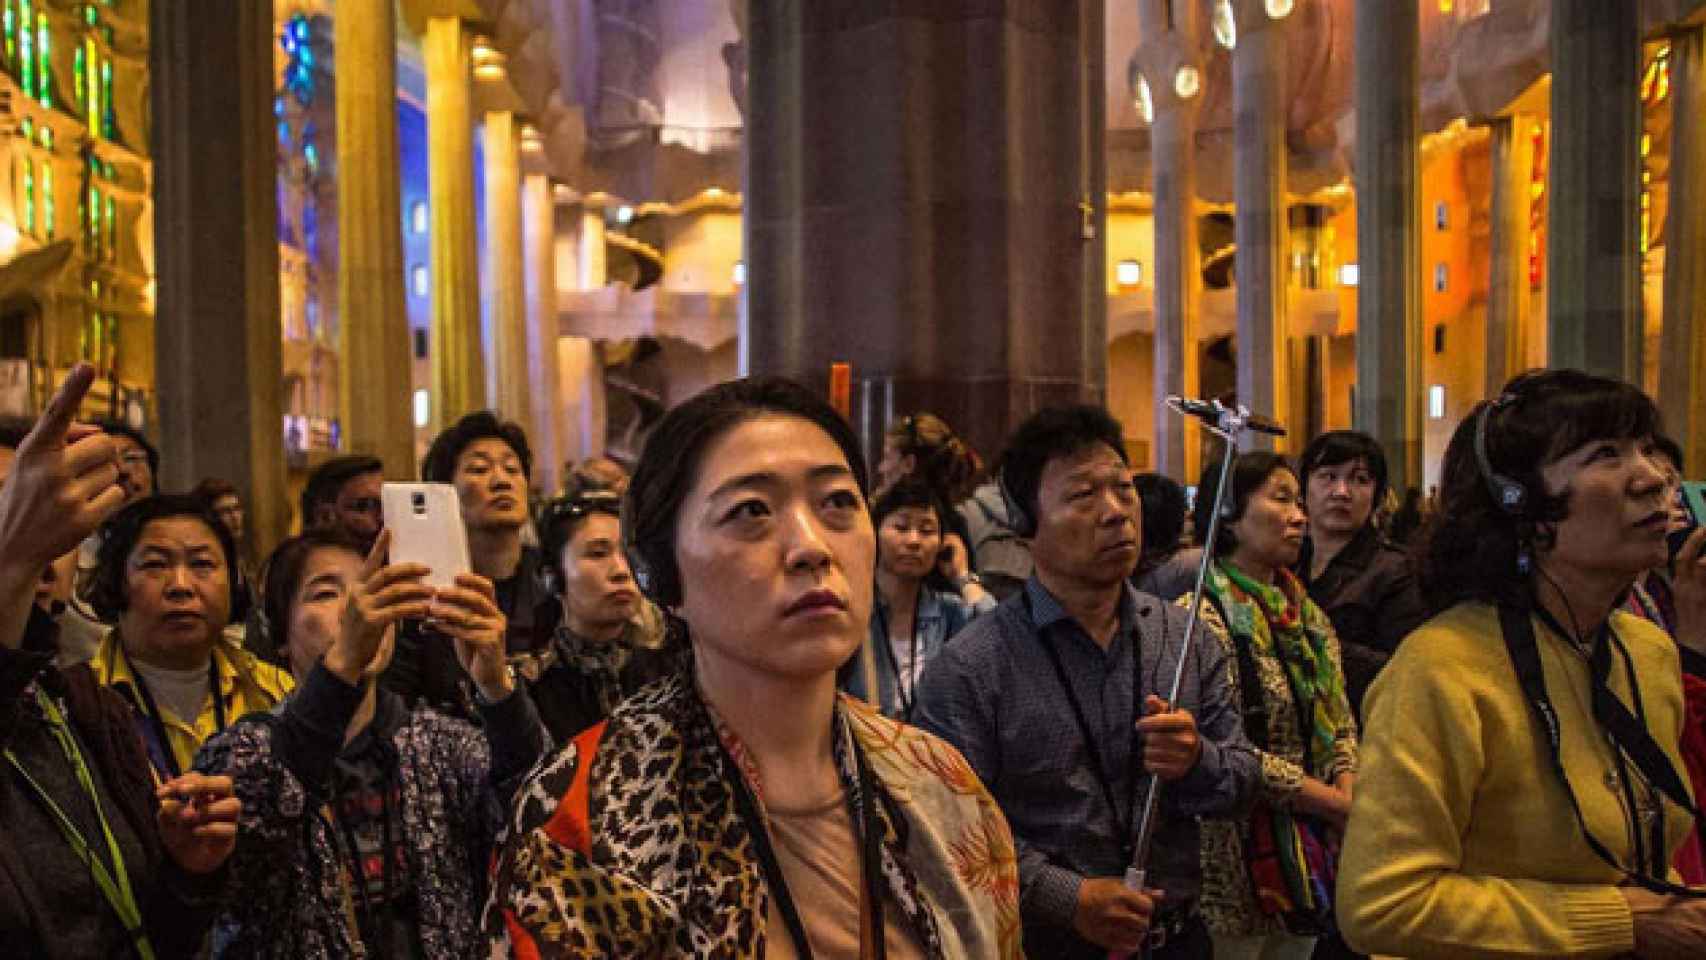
[{"x1": 380, "y1": 482, "x2": 472, "y2": 590}]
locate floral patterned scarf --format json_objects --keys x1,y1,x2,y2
[{"x1": 1215, "y1": 562, "x2": 1352, "y2": 776}]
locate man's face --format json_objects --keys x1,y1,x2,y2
[
  {"x1": 1305, "y1": 457, "x2": 1378, "y2": 539},
  {"x1": 452, "y1": 439, "x2": 529, "y2": 532},
  {"x1": 1028, "y1": 444, "x2": 1140, "y2": 590},
  {"x1": 109, "y1": 435, "x2": 154, "y2": 505},
  {"x1": 323, "y1": 470, "x2": 384, "y2": 549}
]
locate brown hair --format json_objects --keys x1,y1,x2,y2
[{"x1": 885, "y1": 413, "x2": 978, "y2": 503}]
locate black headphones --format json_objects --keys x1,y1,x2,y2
[
  {"x1": 1474, "y1": 394, "x2": 1529, "y2": 517},
  {"x1": 537, "y1": 492, "x2": 623, "y2": 597}
]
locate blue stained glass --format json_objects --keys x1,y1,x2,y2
[
  {"x1": 300, "y1": 46, "x2": 312, "y2": 68},
  {"x1": 277, "y1": 120, "x2": 290, "y2": 147},
  {"x1": 291, "y1": 15, "x2": 309, "y2": 42},
  {"x1": 272, "y1": 95, "x2": 284, "y2": 118},
  {"x1": 304, "y1": 142, "x2": 318, "y2": 172},
  {"x1": 281, "y1": 31, "x2": 296, "y2": 55}
]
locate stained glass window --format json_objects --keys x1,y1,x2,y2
[
  {"x1": 40, "y1": 162, "x2": 51, "y2": 238},
  {"x1": 4, "y1": 1, "x2": 16, "y2": 67},
  {"x1": 73, "y1": 42, "x2": 83, "y2": 105},
  {"x1": 35, "y1": 11, "x2": 49, "y2": 108},
  {"x1": 22, "y1": 158, "x2": 34, "y2": 235},
  {"x1": 100, "y1": 57, "x2": 112, "y2": 139},
  {"x1": 104, "y1": 193, "x2": 114, "y2": 260},
  {"x1": 20, "y1": 0, "x2": 34, "y2": 99}
]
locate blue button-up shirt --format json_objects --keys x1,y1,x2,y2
[
  {"x1": 842, "y1": 585, "x2": 997, "y2": 719},
  {"x1": 915, "y1": 577, "x2": 1256, "y2": 957}
]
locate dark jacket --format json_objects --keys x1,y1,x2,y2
[
  {"x1": 194, "y1": 663, "x2": 547, "y2": 958},
  {"x1": 1297, "y1": 525, "x2": 1428, "y2": 718},
  {"x1": 521, "y1": 609, "x2": 686, "y2": 745},
  {"x1": 0, "y1": 607, "x2": 224, "y2": 959},
  {"x1": 383, "y1": 547, "x2": 553, "y2": 718}
]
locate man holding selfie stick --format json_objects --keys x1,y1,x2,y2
[{"x1": 916, "y1": 406, "x2": 1256, "y2": 959}]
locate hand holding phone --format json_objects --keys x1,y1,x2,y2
[{"x1": 1669, "y1": 481, "x2": 1706, "y2": 562}]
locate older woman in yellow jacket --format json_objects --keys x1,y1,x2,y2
[{"x1": 1338, "y1": 369, "x2": 1706, "y2": 959}]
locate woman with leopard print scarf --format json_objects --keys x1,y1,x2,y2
[{"x1": 484, "y1": 377, "x2": 1022, "y2": 958}]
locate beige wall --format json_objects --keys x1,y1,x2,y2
[
  {"x1": 1107, "y1": 331, "x2": 1156, "y2": 471},
  {"x1": 662, "y1": 207, "x2": 742, "y2": 295}
]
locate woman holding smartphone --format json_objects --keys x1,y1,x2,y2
[{"x1": 484, "y1": 377, "x2": 1021, "y2": 958}]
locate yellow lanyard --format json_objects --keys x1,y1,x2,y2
[{"x1": 5, "y1": 687, "x2": 155, "y2": 960}]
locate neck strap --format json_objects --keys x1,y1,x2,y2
[
  {"x1": 5, "y1": 688, "x2": 156, "y2": 959},
  {"x1": 1498, "y1": 601, "x2": 1704, "y2": 897}
]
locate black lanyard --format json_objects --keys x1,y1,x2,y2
[
  {"x1": 1499, "y1": 601, "x2": 1705, "y2": 898},
  {"x1": 714, "y1": 718, "x2": 889, "y2": 959},
  {"x1": 872, "y1": 593, "x2": 922, "y2": 720},
  {"x1": 1030, "y1": 595, "x2": 1144, "y2": 861},
  {"x1": 114, "y1": 651, "x2": 227, "y2": 780}
]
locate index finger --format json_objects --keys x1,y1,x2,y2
[
  {"x1": 18, "y1": 364, "x2": 95, "y2": 456},
  {"x1": 361, "y1": 529, "x2": 393, "y2": 580},
  {"x1": 1680, "y1": 525, "x2": 1706, "y2": 569}
]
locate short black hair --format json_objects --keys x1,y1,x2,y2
[
  {"x1": 1135, "y1": 472, "x2": 1188, "y2": 563},
  {"x1": 999, "y1": 405, "x2": 1127, "y2": 526},
  {"x1": 421, "y1": 411, "x2": 532, "y2": 484},
  {"x1": 0, "y1": 415, "x2": 32, "y2": 450},
  {"x1": 1418, "y1": 368, "x2": 1662, "y2": 613},
  {"x1": 95, "y1": 420, "x2": 159, "y2": 493},
  {"x1": 1299, "y1": 430, "x2": 1389, "y2": 511},
  {"x1": 625, "y1": 377, "x2": 867, "y2": 608},
  {"x1": 538, "y1": 492, "x2": 624, "y2": 591},
  {"x1": 300, "y1": 455, "x2": 383, "y2": 529},
  {"x1": 85, "y1": 494, "x2": 238, "y2": 623},
  {"x1": 1194, "y1": 452, "x2": 1294, "y2": 557},
  {"x1": 872, "y1": 477, "x2": 947, "y2": 531},
  {"x1": 254, "y1": 529, "x2": 367, "y2": 669}
]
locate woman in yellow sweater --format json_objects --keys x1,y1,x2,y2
[{"x1": 1338, "y1": 368, "x2": 1706, "y2": 959}]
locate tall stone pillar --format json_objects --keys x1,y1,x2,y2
[
  {"x1": 1547, "y1": 0, "x2": 1640, "y2": 381},
  {"x1": 1661, "y1": 28, "x2": 1706, "y2": 476},
  {"x1": 1232, "y1": 1, "x2": 1290, "y2": 453},
  {"x1": 1352, "y1": 0, "x2": 1422, "y2": 486},
  {"x1": 149, "y1": 0, "x2": 287, "y2": 547},
  {"x1": 743, "y1": 1, "x2": 1106, "y2": 465},
  {"x1": 424, "y1": 16, "x2": 484, "y2": 431},
  {"x1": 1485, "y1": 115, "x2": 1535, "y2": 399},
  {"x1": 578, "y1": 208, "x2": 606, "y2": 289},
  {"x1": 523, "y1": 173, "x2": 563, "y2": 493},
  {"x1": 481, "y1": 110, "x2": 530, "y2": 432},
  {"x1": 335, "y1": 0, "x2": 413, "y2": 478},
  {"x1": 1138, "y1": 0, "x2": 1201, "y2": 482}
]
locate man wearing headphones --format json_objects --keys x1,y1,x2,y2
[
  {"x1": 520, "y1": 492, "x2": 681, "y2": 743},
  {"x1": 86, "y1": 494, "x2": 294, "y2": 780},
  {"x1": 915, "y1": 405, "x2": 1257, "y2": 960}
]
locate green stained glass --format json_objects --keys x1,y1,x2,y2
[
  {"x1": 22, "y1": 159, "x2": 33, "y2": 234},
  {"x1": 104, "y1": 194, "x2": 113, "y2": 259},
  {"x1": 100, "y1": 58, "x2": 111, "y2": 139},
  {"x1": 19, "y1": 7, "x2": 33, "y2": 98},
  {"x1": 40, "y1": 161, "x2": 51, "y2": 238},
  {"x1": 35, "y1": 12, "x2": 49, "y2": 108},
  {"x1": 5, "y1": 3, "x2": 15, "y2": 67},
  {"x1": 83, "y1": 4, "x2": 94, "y2": 26},
  {"x1": 18, "y1": 116, "x2": 30, "y2": 139},
  {"x1": 37, "y1": 124, "x2": 48, "y2": 149},
  {"x1": 73, "y1": 42, "x2": 82, "y2": 106}
]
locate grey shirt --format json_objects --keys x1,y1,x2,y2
[{"x1": 914, "y1": 576, "x2": 1256, "y2": 957}]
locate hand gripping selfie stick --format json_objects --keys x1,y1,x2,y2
[{"x1": 1110, "y1": 397, "x2": 1285, "y2": 959}]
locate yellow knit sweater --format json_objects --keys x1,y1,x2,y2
[{"x1": 1337, "y1": 603, "x2": 1695, "y2": 959}]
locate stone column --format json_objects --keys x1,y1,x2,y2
[
  {"x1": 1547, "y1": 0, "x2": 1641, "y2": 381},
  {"x1": 1352, "y1": 0, "x2": 1422, "y2": 486},
  {"x1": 1138, "y1": 0, "x2": 1201, "y2": 482},
  {"x1": 1661, "y1": 27, "x2": 1706, "y2": 476},
  {"x1": 578, "y1": 207, "x2": 606, "y2": 289},
  {"x1": 335, "y1": 0, "x2": 413, "y2": 478},
  {"x1": 523, "y1": 172, "x2": 563, "y2": 494},
  {"x1": 149, "y1": 0, "x2": 287, "y2": 547},
  {"x1": 743, "y1": 0, "x2": 1105, "y2": 465},
  {"x1": 424, "y1": 16, "x2": 484, "y2": 432},
  {"x1": 481, "y1": 110, "x2": 530, "y2": 431},
  {"x1": 1485, "y1": 115, "x2": 1535, "y2": 399},
  {"x1": 1232, "y1": 1, "x2": 1290, "y2": 453}
]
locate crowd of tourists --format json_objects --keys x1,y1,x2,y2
[{"x1": 1, "y1": 360, "x2": 1704, "y2": 959}]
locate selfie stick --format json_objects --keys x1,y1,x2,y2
[{"x1": 1111, "y1": 398, "x2": 1283, "y2": 959}]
